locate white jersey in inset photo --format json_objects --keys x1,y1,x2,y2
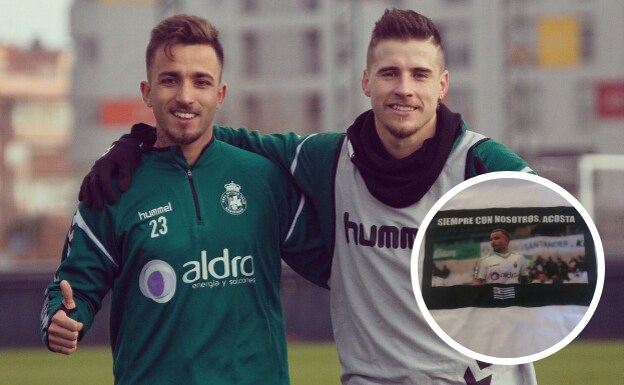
[{"x1": 475, "y1": 252, "x2": 530, "y2": 284}]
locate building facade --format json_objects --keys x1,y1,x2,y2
[
  {"x1": 0, "y1": 42, "x2": 74, "y2": 266},
  {"x1": 70, "y1": 0, "x2": 357, "y2": 169},
  {"x1": 69, "y1": 0, "x2": 624, "y2": 253}
]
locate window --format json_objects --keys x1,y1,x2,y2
[
  {"x1": 242, "y1": 0, "x2": 258, "y2": 14},
  {"x1": 509, "y1": 81, "x2": 542, "y2": 132},
  {"x1": 506, "y1": 15, "x2": 536, "y2": 67},
  {"x1": 13, "y1": 101, "x2": 72, "y2": 139},
  {"x1": 304, "y1": 29, "x2": 321, "y2": 74},
  {"x1": 244, "y1": 0, "x2": 308, "y2": 13},
  {"x1": 512, "y1": 14, "x2": 594, "y2": 68},
  {"x1": 303, "y1": 0, "x2": 319, "y2": 11},
  {"x1": 576, "y1": 79, "x2": 595, "y2": 130},
  {"x1": 305, "y1": 92, "x2": 322, "y2": 133},
  {"x1": 76, "y1": 36, "x2": 98, "y2": 64},
  {"x1": 444, "y1": 86, "x2": 474, "y2": 130},
  {"x1": 437, "y1": 21, "x2": 471, "y2": 69},
  {"x1": 242, "y1": 31, "x2": 259, "y2": 76},
  {"x1": 580, "y1": 15, "x2": 595, "y2": 63},
  {"x1": 334, "y1": 20, "x2": 351, "y2": 66},
  {"x1": 244, "y1": 94, "x2": 261, "y2": 127}
]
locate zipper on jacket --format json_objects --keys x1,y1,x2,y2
[{"x1": 186, "y1": 169, "x2": 203, "y2": 222}]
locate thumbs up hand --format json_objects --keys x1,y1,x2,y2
[
  {"x1": 47, "y1": 280, "x2": 84, "y2": 355},
  {"x1": 59, "y1": 279, "x2": 81, "y2": 317}
]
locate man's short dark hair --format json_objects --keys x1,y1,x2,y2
[
  {"x1": 145, "y1": 14, "x2": 224, "y2": 78},
  {"x1": 490, "y1": 228, "x2": 511, "y2": 240},
  {"x1": 366, "y1": 8, "x2": 445, "y2": 70}
]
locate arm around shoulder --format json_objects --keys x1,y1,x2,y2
[
  {"x1": 214, "y1": 126, "x2": 344, "y2": 176},
  {"x1": 268, "y1": 167, "x2": 332, "y2": 290},
  {"x1": 213, "y1": 125, "x2": 306, "y2": 172}
]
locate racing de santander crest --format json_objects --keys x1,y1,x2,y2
[{"x1": 221, "y1": 181, "x2": 247, "y2": 215}]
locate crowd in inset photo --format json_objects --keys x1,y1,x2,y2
[{"x1": 529, "y1": 255, "x2": 588, "y2": 284}]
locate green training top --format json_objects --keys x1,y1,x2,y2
[{"x1": 41, "y1": 139, "x2": 326, "y2": 385}]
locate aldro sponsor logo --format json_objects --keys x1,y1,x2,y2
[
  {"x1": 488, "y1": 260, "x2": 521, "y2": 283},
  {"x1": 489, "y1": 271, "x2": 520, "y2": 282},
  {"x1": 182, "y1": 249, "x2": 255, "y2": 289},
  {"x1": 343, "y1": 212, "x2": 418, "y2": 249},
  {"x1": 139, "y1": 249, "x2": 255, "y2": 303},
  {"x1": 139, "y1": 260, "x2": 177, "y2": 303}
]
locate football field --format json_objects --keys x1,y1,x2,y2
[{"x1": 0, "y1": 340, "x2": 622, "y2": 384}]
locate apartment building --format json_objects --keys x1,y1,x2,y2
[
  {"x1": 70, "y1": 0, "x2": 624, "y2": 252},
  {"x1": 0, "y1": 42, "x2": 74, "y2": 265}
]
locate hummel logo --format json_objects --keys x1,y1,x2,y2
[
  {"x1": 138, "y1": 202, "x2": 173, "y2": 221},
  {"x1": 343, "y1": 211, "x2": 418, "y2": 249}
]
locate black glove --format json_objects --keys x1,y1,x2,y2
[{"x1": 79, "y1": 123, "x2": 156, "y2": 209}]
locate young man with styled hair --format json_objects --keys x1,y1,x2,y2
[{"x1": 41, "y1": 14, "x2": 326, "y2": 385}]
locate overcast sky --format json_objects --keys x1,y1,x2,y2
[{"x1": 0, "y1": 0, "x2": 72, "y2": 49}]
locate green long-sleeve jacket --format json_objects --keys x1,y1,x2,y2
[{"x1": 41, "y1": 139, "x2": 326, "y2": 385}]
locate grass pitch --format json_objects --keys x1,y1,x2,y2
[
  {"x1": 534, "y1": 340, "x2": 624, "y2": 384},
  {"x1": 0, "y1": 342, "x2": 340, "y2": 385},
  {"x1": 1, "y1": 340, "x2": 622, "y2": 384}
]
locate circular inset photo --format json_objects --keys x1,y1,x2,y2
[{"x1": 410, "y1": 172, "x2": 604, "y2": 365}]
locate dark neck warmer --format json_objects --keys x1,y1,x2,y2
[{"x1": 346, "y1": 104, "x2": 463, "y2": 208}]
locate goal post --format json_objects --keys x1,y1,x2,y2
[{"x1": 578, "y1": 154, "x2": 624, "y2": 218}]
